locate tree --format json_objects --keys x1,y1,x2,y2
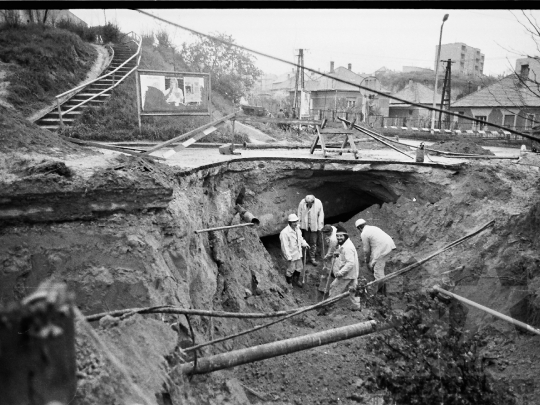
[{"x1": 179, "y1": 33, "x2": 262, "y2": 103}]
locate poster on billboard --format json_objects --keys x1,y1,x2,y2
[
  {"x1": 137, "y1": 70, "x2": 210, "y2": 116},
  {"x1": 300, "y1": 90, "x2": 311, "y2": 118}
]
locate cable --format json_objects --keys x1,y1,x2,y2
[{"x1": 134, "y1": 9, "x2": 540, "y2": 143}]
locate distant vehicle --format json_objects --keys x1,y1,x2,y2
[{"x1": 240, "y1": 105, "x2": 268, "y2": 117}]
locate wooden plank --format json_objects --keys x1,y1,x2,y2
[
  {"x1": 235, "y1": 116, "x2": 322, "y2": 126},
  {"x1": 62, "y1": 137, "x2": 164, "y2": 161},
  {"x1": 158, "y1": 121, "x2": 228, "y2": 158},
  {"x1": 319, "y1": 128, "x2": 355, "y2": 134},
  {"x1": 309, "y1": 131, "x2": 320, "y2": 155},
  {"x1": 142, "y1": 112, "x2": 237, "y2": 155}
]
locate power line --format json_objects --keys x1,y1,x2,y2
[{"x1": 134, "y1": 9, "x2": 539, "y2": 142}]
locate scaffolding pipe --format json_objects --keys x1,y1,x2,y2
[
  {"x1": 433, "y1": 286, "x2": 540, "y2": 336},
  {"x1": 180, "y1": 320, "x2": 388, "y2": 375},
  {"x1": 194, "y1": 223, "x2": 255, "y2": 234}
]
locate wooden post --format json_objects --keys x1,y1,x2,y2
[
  {"x1": 57, "y1": 98, "x2": 64, "y2": 128},
  {"x1": 0, "y1": 283, "x2": 76, "y2": 404},
  {"x1": 434, "y1": 286, "x2": 540, "y2": 336},
  {"x1": 135, "y1": 70, "x2": 142, "y2": 132}
]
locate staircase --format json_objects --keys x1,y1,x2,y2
[{"x1": 36, "y1": 36, "x2": 141, "y2": 132}]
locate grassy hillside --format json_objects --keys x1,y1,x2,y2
[
  {"x1": 0, "y1": 24, "x2": 97, "y2": 116},
  {"x1": 63, "y1": 39, "x2": 244, "y2": 143}
]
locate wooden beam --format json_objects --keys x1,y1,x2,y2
[
  {"x1": 235, "y1": 116, "x2": 322, "y2": 126},
  {"x1": 62, "y1": 137, "x2": 164, "y2": 161},
  {"x1": 141, "y1": 112, "x2": 237, "y2": 155}
]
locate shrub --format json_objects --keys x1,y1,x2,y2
[
  {"x1": 364, "y1": 291, "x2": 514, "y2": 404},
  {"x1": 0, "y1": 10, "x2": 22, "y2": 29},
  {"x1": 101, "y1": 22, "x2": 121, "y2": 43}
]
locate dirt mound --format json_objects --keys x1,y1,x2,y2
[
  {"x1": 430, "y1": 140, "x2": 495, "y2": 155},
  {"x1": 0, "y1": 105, "x2": 83, "y2": 156}
]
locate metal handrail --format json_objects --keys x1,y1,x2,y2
[{"x1": 57, "y1": 34, "x2": 142, "y2": 126}]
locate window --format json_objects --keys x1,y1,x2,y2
[
  {"x1": 520, "y1": 64, "x2": 530, "y2": 80},
  {"x1": 503, "y1": 114, "x2": 516, "y2": 130},
  {"x1": 525, "y1": 114, "x2": 536, "y2": 129},
  {"x1": 474, "y1": 115, "x2": 487, "y2": 130},
  {"x1": 461, "y1": 53, "x2": 465, "y2": 60},
  {"x1": 408, "y1": 109, "x2": 413, "y2": 115},
  {"x1": 347, "y1": 99, "x2": 356, "y2": 108}
]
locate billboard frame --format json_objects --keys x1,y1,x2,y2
[{"x1": 135, "y1": 69, "x2": 212, "y2": 129}]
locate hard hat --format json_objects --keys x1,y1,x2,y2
[
  {"x1": 288, "y1": 213, "x2": 299, "y2": 222},
  {"x1": 305, "y1": 195, "x2": 315, "y2": 203},
  {"x1": 355, "y1": 218, "x2": 366, "y2": 228},
  {"x1": 321, "y1": 225, "x2": 333, "y2": 234},
  {"x1": 335, "y1": 224, "x2": 348, "y2": 235}
]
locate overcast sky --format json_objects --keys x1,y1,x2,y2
[{"x1": 72, "y1": 8, "x2": 540, "y2": 78}]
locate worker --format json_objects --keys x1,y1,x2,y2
[
  {"x1": 320, "y1": 224, "x2": 361, "y2": 314},
  {"x1": 355, "y1": 218, "x2": 396, "y2": 296},
  {"x1": 276, "y1": 109, "x2": 287, "y2": 130},
  {"x1": 317, "y1": 224, "x2": 338, "y2": 301},
  {"x1": 297, "y1": 194, "x2": 325, "y2": 266},
  {"x1": 280, "y1": 213, "x2": 310, "y2": 288}
]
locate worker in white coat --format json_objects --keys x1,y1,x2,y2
[
  {"x1": 355, "y1": 218, "x2": 396, "y2": 295},
  {"x1": 320, "y1": 224, "x2": 361, "y2": 314},
  {"x1": 297, "y1": 195, "x2": 324, "y2": 266},
  {"x1": 280, "y1": 213, "x2": 310, "y2": 288}
]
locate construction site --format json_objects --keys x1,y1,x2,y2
[{"x1": 2, "y1": 9, "x2": 540, "y2": 405}]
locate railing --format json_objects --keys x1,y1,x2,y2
[{"x1": 55, "y1": 32, "x2": 142, "y2": 128}]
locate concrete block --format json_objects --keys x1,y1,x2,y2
[{"x1": 219, "y1": 143, "x2": 240, "y2": 155}]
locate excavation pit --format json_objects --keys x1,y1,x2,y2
[{"x1": 1, "y1": 150, "x2": 540, "y2": 404}]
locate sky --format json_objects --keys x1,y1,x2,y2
[{"x1": 71, "y1": 8, "x2": 540, "y2": 78}]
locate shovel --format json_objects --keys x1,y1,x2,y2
[
  {"x1": 301, "y1": 247, "x2": 307, "y2": 285},
  {"x1": 322, "y1": 255, "x2": 336, "y2": 301}
]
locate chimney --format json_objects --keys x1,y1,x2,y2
[
  {"x1": 330, "y1": 61, "x2": 334, "y2": 73},
  {"x1": 348, "y1": 63, "x2": 352, "y2": 70}
]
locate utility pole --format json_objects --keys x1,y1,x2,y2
[
  {"x1": 431, "y1": 13, "x2": 449, "y2": 132},
  {"x1": 438, "y1": 59, "x2": 454, "y2": 130},
  {"x1": 293, "y1": 49, "x2": 305, "y2": 119}
]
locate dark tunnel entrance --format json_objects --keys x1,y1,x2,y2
[{"x1": 260, "y1": 190, "x2": 385, "y2": 267}]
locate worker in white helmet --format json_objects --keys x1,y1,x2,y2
[
  {"x1": 280, "y1": 213, "x2": 310, "y2": 287},
  {"x1": 355, "y1": 218, "x2": 396, "y2": 295},
  {"x1": 297, "y1": 194, "x2": 325, "y2": 266}
]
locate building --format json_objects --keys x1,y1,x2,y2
[
  {"x1": 435, "y1": 42, "x2": 484, "y2": 77},
  {"x1": 403, "y1": 66, "x2": 434, "y2": 73},
  {"x1": 251, "y1": 73, "x2": 277, "y2": 97},
  {"x1": 305, "y1": 62, "x2": 389, "y2": 122},
  {"x1": 387, "y1": 79, "x2": 441, "y2": 127},
  {"x1": 0, "y1": 10, "x2": 87, "y2": 27},
  {"x1": 449, "y1": 57, "x2": 540, "y2": 132}
]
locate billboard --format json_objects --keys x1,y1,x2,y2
[{"x1": 137, "y1": 70, "x2": 211, "y2": 116}]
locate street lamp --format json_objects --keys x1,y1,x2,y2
[{"x1": 431, "y1": 13, "x2": 449, "y2": 132}]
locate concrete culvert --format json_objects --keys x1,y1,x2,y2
[{"x1": 2, "y1": 155, "x2": 540, "y2": 405}]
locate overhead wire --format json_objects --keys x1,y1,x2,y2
[{"x1": 134, "y1": 9, "x2": 540, "y2": 143}]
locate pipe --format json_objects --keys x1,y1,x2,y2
[
  {"x1": 194, "y1": 223, "x2": 255, "y2": 234},
  {"x1": 180, "y1": 320, "x2": 387, "y2": 375},
  {"x1": 234, "y1": 204, "x2": 260, "y2": 225},
  {"x1": 433, "y1": 286, "x2": 540, "y2": 336}
]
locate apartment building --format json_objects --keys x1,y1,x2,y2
[{"x1": 435, "y1": 42, "x2": 484, "y2": 77}]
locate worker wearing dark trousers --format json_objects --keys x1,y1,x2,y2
[
  {"x1": 319, "y1": 224, "x2": 361, "y2": 315},
  {"x1": 355, "y1": 218, "x2": 396, "y2": 296},
  {"x1": 280, "y1": 213, "x2": 310, "y2": 288},
  {"x1": 298, "y1": 194, "x2": 325, "y2": 266},
  {"x1": 317, "y1": 225, "x2": 338, "y2": 301}
]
